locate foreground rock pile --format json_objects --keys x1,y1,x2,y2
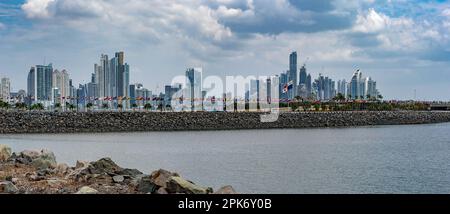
[{"x1": 0, "y1": 145, "x2": 236, "y2": 194}]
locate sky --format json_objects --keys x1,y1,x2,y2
[{"x1": 0, "y1": 0, "x2": 449, "y2": 100}]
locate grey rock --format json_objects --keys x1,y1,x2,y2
[
  {"x1": 166, "y1": 176, "x2": 213, "y2": 194},
  {"x1": 137, "y1": 176, "x2": 157, "y2": 193},
  {"x1": 113, "y1": 175, "x2": 125, "y2": 183},
  {"x1": 0, "y1": 181, "x2": 18, "y2": 194}
]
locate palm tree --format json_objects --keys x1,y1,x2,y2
[
  {"x1": 31, "y1": 103, "x2": 44, "y2": 111},
  {"x1": 144, "y1": 103, "x2": 152, "y2": 112},
  {"x1": 86, "y1": 103, "x2": 94, "y2": 112},
  {"x1": 67, "y1": 104, "x2": 76, "y2": 112},
  {"x1": 334, "y1": 93, "x2": 345, "y2": 102},
  {"x1": 54, "y1": 103, "x2": 61, "y2": 112},
  {"x1": 15, "y1": 102, "x2": 27, "y2": 110},
  {"x1": 131, "y1": 103, "x2": 138, "y2": 111},
  {"x1": 377, "y1": 94, "x2": 383, "y2": 101},
  {"x1": 102, "y1": 103, "x2": 109, "y2": 111}
]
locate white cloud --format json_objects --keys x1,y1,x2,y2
[
  {"x1": 21, "y1": 0, "x2": 55, "y2": 18},
  {"x1": 353, "y1": 8, "x2": 389, "y2": 33},
  {"x1": 21, "y1": 0, "x2": 233, "y2": 42}
]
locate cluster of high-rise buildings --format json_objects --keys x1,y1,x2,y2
[
  {"x1": 1, "y1": 50, "x2": 381, "y2": 110},
  {"x1": 276, "y1": 51, "x2": 379, "y2": 102}
]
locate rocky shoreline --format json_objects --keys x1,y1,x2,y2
[
  {"x1": 0, "y1": 145, "x2": 236, "y2": 194},
  {"x1": 0, "y1": 111, "x2": 450, "y2": 134}
]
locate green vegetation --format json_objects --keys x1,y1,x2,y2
[{"x1": 30, "y1": 103, "x2": 44, "y2": 111}]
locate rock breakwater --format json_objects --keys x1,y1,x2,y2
[{"x1": 1, "y1": 111, "x2": 450, "y2": 134}]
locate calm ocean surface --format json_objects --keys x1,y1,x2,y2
[{"x1": 1, "y1": 123, "x2": 450, "y2": 194}]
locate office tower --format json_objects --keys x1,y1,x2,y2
[
  {"x1": 27, "y1": 64, "x2": 53, "y2": 103},
  {"x1": 27, "y1": 68, "x2": 35, "y2": 102},
  {"x1": 299, "y1": 65, "x2": 307, "y2": 85},
  {"x1": 266, "y1": 77, "x2": 271, "y2": 104},
  {"x1": 288, "y1": 52, "x2": 298, "y2": 99},
  {"x1": 123, "y1": 63, "x2": 130, "y2": 99},
  {"x1": 95, "y1": 54, "x2": 109, "y2": 98},
  {"x1": 86, "y1": 82, "x2": 98, "y2": 103},
  {"x1": 298, "y1": 65, "x2": 308, "y2": 99},
  {"x1": 279, "y1": 71, "x2": 288, "y2": 101},
  {"x1": 365, "y1": 77, "x2": 377, "y2": 99},
  {"x1": 0, "y1": 77, "x2": 11, "y2": 102},
  {"x1": 52, "y1": 69, "x2": 70, "y2": 105},
  {"x1": 91, "y1": 73, "x2": 96, "y2": 84},
  {"x1": 250, "y1": 79, "x2": 260, "y2": 105},
  {"x1": 306, "y1": 74, "x2": 312, "y2": 98},
  {"x1": 313, "y1": 74, "x2": 336, "y2": 101},
  {"x1": 164, "y1": 84, "x2": 182, "y2": 108},
  {"x1": 337, "y1": 79, "x2": 347, "y2": 97},
  {"x1": 129, "y1": 84, "x2": 136, "y2": 106},
  {"x1": 348, "y1": 70, "x2": 379, "y2": 100},
  {"x1": 185, "y1": 68, "x2": 203, "y2": 111},
  {"x1": 52, "y1": 87, "x2": 60, "y2": 105}
]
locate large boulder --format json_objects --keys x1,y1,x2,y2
[
  {"x1": 150, "y1": 169, "x2": 179, "y2": 188},
  {"x1": 166, "y1": 176, "x2": 213, "y2": 194},
  {"x1": 0, "y1": 181, "x2": 19, "y2": 194},
  {"x1": 137, "y1": 176, "x2": 157, "y2": 193},
  {"x1": 88, "y1": 158, "x2": 123, "y2": 175},
  {"x1": 75, "y1": 186, "x2": 98, "y2": 194},
  {"x1": 13, "y1": 149, "x2": 57, "y2": 169},
  {"x1": 0, "y1": 145, "x2": 12, "y2": 162},
  {"x1": 31, "y1": 150, "x2": 57, "y2": 170}
]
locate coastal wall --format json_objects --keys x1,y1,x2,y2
[{"x1": 1, "y1": 111, "x2": 450, "y2": 134}]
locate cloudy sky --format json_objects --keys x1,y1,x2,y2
[{"x1": 0, "y1": 0, "x2": 449, "y2": 100}]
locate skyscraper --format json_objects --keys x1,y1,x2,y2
[
  {"x1": 185, "y1": 68, "x2": 203, "y2": 111},
  {"x1": 28, "y1": 64, "x2": 53, "y2": 103},
  {"x1": 288, "y1": 52, "x2": 298, "y2": 99},
  {"x1": 52, "y1": 69, "x2": 70, "y2": 105},
  {"x1": 298, "y1": 65, "x2": 309, "y2": 99},
  {"x1": 299, "y1": 65, "x2": 307, "y2": 85},
  {"x1": 94, "y1": 54, "x2": 108, "y2": 99},
  {"x1": 279, "y1": 71, "x2": 288, "y2": 101},
  {"x1": 337, "y1": 79, "x2": 347, "y2": 97},
  {"x1": 348, "y1": 70, "x2": 378, "y2": 100},
  {"x1": 95, "y1": 52, "x2": 130, "y2": 107},
  {"x1": 306, "y1": 74, "x2": 312, "y2": 98},
  {"x1": 0, "y1": 77, "x2": 11, "y2": 102}
]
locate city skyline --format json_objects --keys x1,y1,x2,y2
[{"x1": 1, "y1": 0, "x2": 450, "y2": 100}]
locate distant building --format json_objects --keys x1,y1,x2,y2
[
  {"x1": 337, "y1": 79, "x2": 347, "y2": 97},
  {"x1": 348, "y1": 70, "x2": 378, "y2": 100},
  {"x1": 52, "y1": 69, "x2": 70, "y2": 106},
  {"x1": 279, "y1": 72, "x2": 288, "y2": 101},
  {"x1": 250, "y1": 79, "x2": 260, "y2": 105},
  {"x1": 313, "y1": 74, "x2": 336, "y2": 101},
  {"x1": 185, "y1": 68, "x2": 203, "y2": 111},
  {"x1": 288, "y1": 52, "x2": 298, "y2": 99},
  {"x1": 0, "y1": 77, "x2": 11, "y2": 102},
  {"x1": 298, "y1": 65, "x2": 310, "y2": 99},
  {"x1": 27, "y1": 64, "x2": 53, "y2": 105}
]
